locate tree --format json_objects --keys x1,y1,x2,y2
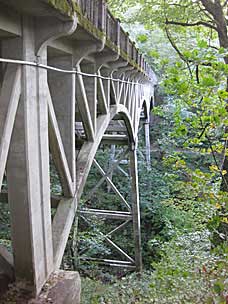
[{"x1": 109, "y1": 0, "x2": 228, "y2": 191}]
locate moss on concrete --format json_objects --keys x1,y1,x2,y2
[
  {"x1": 77, "y1": 14, "x2": 105, "y2": 41},
  {"x1": 47, "y1": 0, "x2": 74, "y2": 17},
  {"x1": 46, "y1": 0, "x2": 146, "y2": 74}
]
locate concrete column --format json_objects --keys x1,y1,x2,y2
[
  {"x1": 129, "y1": 148, "x2": 142, "y2": 272},
  {"x1": 80, "y1": 62, "x2": 97, "y2": 135},
  {"x1": 144, "y1": 122, "x2": 151, "y2": 169},
  {"x1": 100, "y1": 67, "x2": 111, "y2": 108},
  {"x1": 48, "y1": 55, "x2": 76, "y2": 195},
  {"x1": 5, "y1": 17, "x2": 53, "y2": 295}
]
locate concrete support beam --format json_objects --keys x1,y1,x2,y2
[
  {"x1": 1, "y1": 271, "x2": 81, "y2": 304},
  {"x1": 0, "y1": 5, "x2": 21, "y2": 37},
  {"x1": 0, "y1": 245, "x2": 14, "y2": 281},
  {"x1": 144, "y1": 122, "x2": 151, "y2": 169},
  {"x1": 0, "y1": 64, "x2": 21, "y2": 190},
  {"x1": 52, "y1": 198, "x2": 77, "y2": 270},
  {"x1": 5, "y1": 17, "x2": 53, "y2": 295},
  {"x1": 76, "y1": 65, "x2": 95, "y2": 141},
  {"x1": 48, "y1": 55, "x2": 76, "y2": 195},
  {"x1": 81, "y1": 62, "x2": 98, "y2": 135},
  {"x1": 129, "y1": 148, "x2": 142, "y2": 273}
]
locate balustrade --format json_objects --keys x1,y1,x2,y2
[{"x1": 75, "y1": 0, "x2": 150, "y2": 74}]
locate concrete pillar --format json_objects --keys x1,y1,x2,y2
[
  {"x1": 48, "y1": 55, "x2": 76, "y2": 196},
  {"x1": 80, "y1": 62, "x2": 97, "y2": 135},
  {"x1": 5, "y1": 16, "x2": 53, "y2": 295},
  {"x1": 129, "y1": 148, "x2": 142, "y2": 272},
  {"x1": 144, "y1": 122, "x2": 151, "y2": 169}
]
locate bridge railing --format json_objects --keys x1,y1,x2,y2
[
  {"x1": 106, "y1": 10, "x2": 117, "y2": 43},
  {"x1": 120, "y1": 28, "x2": 126, "y2": 53},
  {"x1": 74, "y1": 0, "x2": 153, "y2": 78}
]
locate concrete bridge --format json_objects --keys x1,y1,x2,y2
[{"x1": 0, "y1": 0, "x2": 156, "y2": 301}]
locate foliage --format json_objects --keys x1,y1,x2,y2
[
  {"x1": 77, "y1": 1, "x2": 228, "y2": 303},
  {"x1": 81, "y1": 238, "x2": 228, "y2": 303}
]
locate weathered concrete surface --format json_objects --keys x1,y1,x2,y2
[
  {"x1": 0, "y1": 271, "x2": 81, "y2": 304},
  {"x1": 0, "y1": 273, "x2": 12, "y2": 296}
]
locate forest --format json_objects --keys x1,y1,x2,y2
[
  {"x1": 1, "y1": 0, "x2": 228, "y2": 303},
  {"x1": 79, "y1": 0, "x2": 228, "y2": 303}
]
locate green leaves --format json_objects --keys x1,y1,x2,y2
[
  {"x1": 137, "y1": 33, "x2": 148, "y2": 43},
  {"x1": 201, "y1": 75, "x2": 216, "y2": 87},
  {"x1": 213, "y1": 281, "x2": 225, "y2": 295},
  {"x1": 197, "y1": 39, "x2": 208, "y2": 49}
]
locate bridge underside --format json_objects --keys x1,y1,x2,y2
[{"x1": 0, "y1": 0, "x2": 156, "y2": 299}]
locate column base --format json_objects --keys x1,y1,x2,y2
[
  {"x1": 0, "y1": 272, "x2": 13, "y2": 297},
  {"x1": 1, "y1": 271, "x2": 81, "y2": 304}
]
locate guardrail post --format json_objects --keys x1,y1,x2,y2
[
  {"x1": 98, "y1": 0, "x2": 107, "y2": 32},
  {"x1": 116, "y1": 18, "x2": 121, "y2": 47}
]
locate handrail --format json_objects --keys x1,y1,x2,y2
[
  {"x1": 73, "y1": 0, "x2": 154, "y2": 79},
  {"x1": 0, "y1": 58, "x2": 142, "y2": 85}
]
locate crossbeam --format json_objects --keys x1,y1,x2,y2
[
  {"x1": 93, "y1": 159, "x2": 131, "y2": 210},
  {"x1": 84, "y1": 148, "x2": 129, "y2": 202},
  {"x1": 79, "y1": 208, "x2": 132, "y2": 220},
  {"x1": 80, "y1": 215, "x2": 134, "y2": 263}
]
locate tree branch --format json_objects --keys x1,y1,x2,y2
[
  {"x1": 206, "y1": 134, "x2": 228, "y2": 191},
  {"x1": 165, "y1": 19, "x2": 217, "y2": 31},
  {"x1": 223, "y1": 0, "x2": 228, "y2": 8},
  {"x1": 164, "y1": 26, "x2": 193, "y2": 78}
]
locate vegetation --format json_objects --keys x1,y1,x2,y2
[{"x1": 78, "y1": 0, "x2": 228, "y2": 303}]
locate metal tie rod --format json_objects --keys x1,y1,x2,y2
[{"x1": 0, "y1": 58, "x2": 141, "y2": 85}]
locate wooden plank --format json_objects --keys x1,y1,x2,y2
[
  {"x1": 47, "y1": 86, "x2": 74, "y2": 197},
  {"x1": 0, "y1": 64, "x2": 21, "y2": 190}
]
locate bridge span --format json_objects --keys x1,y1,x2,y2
[{"x1": 0, "y1": 0, "x2": 156, "y2": 300}]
